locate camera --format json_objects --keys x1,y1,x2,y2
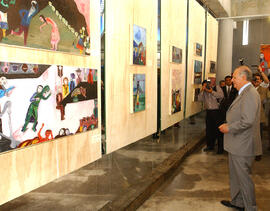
[{"x1": 206, "y1": 80, "x2": 211, "y2": 89}]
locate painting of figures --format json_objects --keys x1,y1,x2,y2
[
  {"x1": 0, "y1": 60, "x2": 98, "y2": 154},
  {"x1": 193, "y1": 88, "x2": 200, "y2": 102},
  {"x1": 132, "y1": 74, "x2": 145, "y2": 113},
  {"x1": 210, "y1": 61, "x2": 216, "y2": 73},
  {"x1": 0, "y1": 0, "x2": 90, "y2": 55},
  {"x1": 194, "y1": 60, "x2": 202, "y2": 84},
  {"x1": 260, "y1": 44, "x2": 270, "y2": 74},
  {"x1": 195, "y1": 43, "x2": 202, "y2": 56},
  {"x1": 170, "y1": 69, "x2": 181, "y2": 114},
  {"x1": 133, "y1": 25, "x2": 146, "y2": 65},
  {"x1": 171, "y1": 46, "x2": 182, "y2": 64}
]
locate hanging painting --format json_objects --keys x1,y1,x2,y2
[
  {"x1": 193, "y1": 88, "x2": 200, "y2": 102},
  {"x1": 133, "y1": 25, "x2": 146, "y2": 65},
  {"x1": 195, "y1": 43, "x2": 202, "y2": 56},
  {"x1": 0, "y1": 0, "x2": 90, "y2": 55},
  {"x1": 131, "y1": 74, "x2": 145, "y2": 113},
  {"x1": 170, "y1": 69, "x2": 181, "y2": 114},
  {"x1": 260, "y1": 44, "x2": 270, "y2": 75},
  {"x1": 171, "y1": 46, "x2": 182, "y2": 64},
  {"x1": 210, "y1": 61, "x2": 216, "y2": 73},
  {"x1": 194, "y1": 60, "x2": 202, "y2": 84},
  {"x1": 0, "y1": 61, "x2": 98, "y2": 154}
]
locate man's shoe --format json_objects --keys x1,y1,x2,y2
[
  {"x1": 220, "y1": 200, "x2": 244, "y2": 211},
  {"x1": 203, "y1": 147, "x2": 214, "y2": 152}
]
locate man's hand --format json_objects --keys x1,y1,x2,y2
[{"x1": 219, "y1": 123, "x2": 229, "y2": 133}]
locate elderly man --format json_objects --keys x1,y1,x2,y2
[{"x1": 219, "y1": 66, "x2": 260, "y2": 211}]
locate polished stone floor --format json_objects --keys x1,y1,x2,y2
[
  {"x1": 0, "y1": 113, "x2": 205, "y2": 211},
  {"x1": 139, "y1": 131, "x2": 270, "y2": 211}
]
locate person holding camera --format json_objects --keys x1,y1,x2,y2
[{"x1": 198, "y1": 80, "x2": 224, "y2": 153}]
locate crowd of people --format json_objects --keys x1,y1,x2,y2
[{"x1": 198, "y1": 65, "x2": 270, "y2": 211}]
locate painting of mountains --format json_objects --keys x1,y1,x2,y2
[{"x1": 133, "y1": 24, "x2": 146, "y2": 65}]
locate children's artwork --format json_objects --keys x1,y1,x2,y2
[
  {"x1": 0, "y1": 0, "x2": 90, "y2": 55},
  {"x1": 0, "y1": 60, "x2": 98, "y2": 154},
  {"x1": 195, "y1": 43, "x2": 202, "y2": 56},
  {"x1": 132, "y1": 74, "x2": 145, "y2": 113},
  {"x1": 194, "y1": 88, "x2": 200, "y2": 102},
  {"x1": 170, "y1": 69, "x2": 181, "y2": 114},
  {"x1": 260, "y1": 45, "x2": 270, "y2": 74},
  {"x1": 171, "y1": 46, "x2": 182, "y2": 64},
  {"x1": 210, "y1": 61, "x2": 216, "y2": 73},
  {"x1": 133, "y1": 25, "x2": 146, "y2": 65},
  {"x1": 208, "y1": 77, "x2": 216, "y2": 87},
  {"x1": 194, "y1": 60, "x2": 202, "y2": 84}
]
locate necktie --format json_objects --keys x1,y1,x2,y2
[{"x1": 227, "y1": 86, "x2": 231, "y2": 95}]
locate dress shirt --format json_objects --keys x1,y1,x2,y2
[
  {"x1": 226, "y1": 85, "x2": 232, "y2": 94},
  {"x1": 239, "y1": 82, "x2": 251, "y2": 95},
  {"x1": 198, "y1": 85, "x2": 224, "y2": 110}
]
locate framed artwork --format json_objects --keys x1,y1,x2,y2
[
  {"x1": 0, "y1": 60, "x2": 98, "y2": 154},
  {"x1": 133, "y1": 25, "x2": 146, "y2": 65},
  {"x1": 210, "y1": 61, "x2": 216, "y2": 73},
  {"x1": 131, "y1": 74, "x2": 145, "y2": 113},
  {"x1": 0, "y1": 0, "x2": 90, "y2": 55},
  {"x1": 193, "y1": 88, "x2": 200, "y2": 102},
  {"x1": 195, "y1": 43, "x2": 202, "y2": 56},
  {"x1": 260, "y1": 44, "x2": 270, "y2": 74},
  {"x1": 194, "y1": 60, "x2": 202, "y2": 84},
  {"x1": 170, "y1": 46, "x2": 182, "y2": 64},
  {"x1": 208, "y1": 77, "x2": 216, "y2": 87},
  {"x1": 170, "y1": 69, "x2": 181, "y2": 114}
]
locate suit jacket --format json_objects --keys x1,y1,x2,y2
[
  {"x1": 224, "y1": 84, "x2": 261, "y2": 156},
  {"x1": 220, "y1": 85, "x2": 238, "y2": 113},
  {"x1": 257, "y1": 86, "x2": 268, "y2": 123}
]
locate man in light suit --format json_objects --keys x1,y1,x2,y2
[{"x1": 219, "y1": 66, "x2": 260, "y2": 211}]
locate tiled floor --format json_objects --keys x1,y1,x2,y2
[{"x1": 139, "y1": 130, "x2": 270, "y2": 211}]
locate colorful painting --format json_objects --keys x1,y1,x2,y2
[
  {"x1": 260, "y1": 44, "x2": 270, "y2": 74},
  {"x1": 132, "y1": 74, "x2": 145, "y2": 113},
  {"x1": 194, "y1": 60, "x2": 202, "y2": 84},
  {"x1": 170, "y1": 69, "x2": 181, "y2": 114},
  {"x1": 194, "y1": 88, "x2": 200, "y2": 102},
  {"x1": 0, "y1": 0, "x2": 90, "y2": 55},
  {"x1": 195, "y1": 43, "x2": 202, "y2": 56},
  {"x1": 210, "y1": 61, "x2": 216, "y2": 73},
  {"x1": 171, "y1": 46, "x2": 182, "y2": 64},
  {"x1": 133, "y1": 25, "x2": 146, "y2": 65},
  {"x1": 0, "y1": 60, "x2": 98, "y2": 154}
]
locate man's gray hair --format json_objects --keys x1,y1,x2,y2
[{"x1": 238, "y1": 65, "x2": 253, "y2": 81}]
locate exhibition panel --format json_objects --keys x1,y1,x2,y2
[
  {"x1": 105, "y1": 0, "x2": 158, "y2": 153},
  {"x1": 0, "y1": 0, "x2": 101, "y2": 205},
  {"x1": 160, "y1": 0, "x2": 187, "y2": 131},
  {"x1": 185, "y1": 0, "x2": 206, "y2": 118}
]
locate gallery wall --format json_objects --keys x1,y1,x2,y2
[
  {"x1": 205, "y1": 13, "x2": 219, "y2": 84},
  {"x1": 185, "y1": 0, "x2": 206, "y2": 118},
  {"x1": 160, "y1": 0, "x2": 187, "y2": 130},
  {"x1": 105, "y1": 0, "x2": 157, "y2": 153},
  {"x1": 0, "y1": 0, "x2": 101, "y2": 205}
]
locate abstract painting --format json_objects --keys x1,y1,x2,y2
[
  {"x1": 171, "y1": 46, "x2": 182, "y2": 64},
  {"x1": 194, "y1": 60, "x2": 202, "y2": 84},
  {"x1": 0, "y1": 60, "x2": 98, "y2": 154},
  {"x1": 260, "y1": 44, "x2": 270, "y2": 74},
  {"x1": 0, "y1": 0, "x2": 90, "y2": 55},
  {"x1": 132, "y1": 74, "x2": 145, "y2": 113},
  {"x1": 170, "y1": 69, "x2": 181, "y2": 114},
  {"x1": 210, "y1": 61, "x2": 216, "y2": 73},
  {"x1": 133, "y1": 25, "x2": 146, "y2": 65},
  {"x1": 195, "y1": 43, "x2": 202, "y2": 56}
]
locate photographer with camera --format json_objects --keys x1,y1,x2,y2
[{"x1": 198, "y1": 80, "x2": 224, "y2": 153}]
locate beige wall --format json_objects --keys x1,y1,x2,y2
[
  {"x1": 205, "y1": 13, "x2": 219, "y2": 81},
  {"x1": 160, "y1": 0, "x2": 187, "y2": 130},
  {"x1": 185, "y1": 0, "x2": 205, "y2": 118},
  {"x1": 0, "y1": 0, "x2": 101, "y2": 205},
  {"x1": 105, "y1": 0, "x2": 157, "y2": 153}
]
